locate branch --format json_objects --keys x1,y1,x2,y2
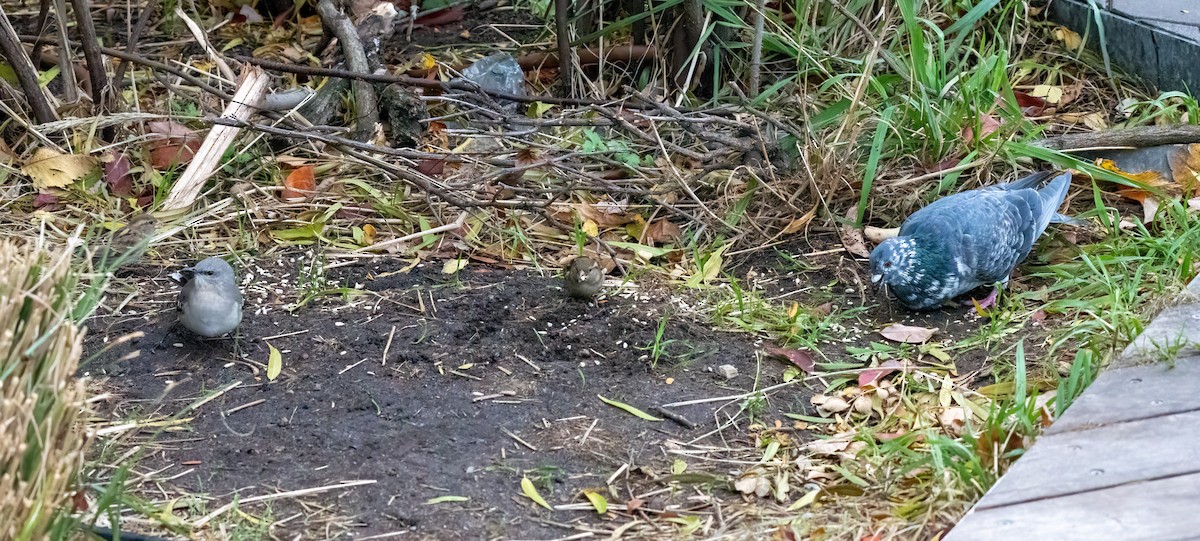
[
  {"x1": 1033, "y1": 125, "x2": 1200, "y2": 151},
  {"x1": 315, "y1": 0, "x2": 378, "y2": 142}
]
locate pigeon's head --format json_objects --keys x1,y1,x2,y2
[
  {"x1": 178, "y1": 257, "x2": 236, "y2": 286},
  {"x1": 869, "y1": 237, "x2": 918, "y2": 291}
]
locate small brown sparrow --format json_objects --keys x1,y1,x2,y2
[
  {"x1": 564, "y1": 256, "x2": 603, "y2": 299},
  {"x1": 93, "y1": 213, "x2": 157, "y2": 270}
]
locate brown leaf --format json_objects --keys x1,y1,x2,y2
[
  {"x1": 1168, "y1": 143, "x2": 1200, "y2": 196},
  {"x1": 33, "y1": 191, "x2": 61, "y2": 210},
  {"x1": 282, "y1": 165, "x2": 317, "y2": 201},
  {"x1": 839, "y1": 206, "x2": 870, "y2": 258},
  {"x1": 625, "y1": 497, "x2": 644, "y2": 512},
  {"x1": 644, "y1": 220, "x2": 682, "y2": 245},
  {"x1": 577, "y1": 201, "x2": 640, "y2": 228},
  {"x1": 879, "y1": 324, "x2": 936, "y2": 344},
  {"x1": 415, "y1": 6, "x2": 465, "y2": 27},
  {"x1": 764, "y1": 346, "x2": 815, "y2": 374},
  {"x1": 961, "y1": 114, "x2": 1001, "y2": 144},
  {"x1": 148, "y1": 142, "x2": 199, "y2": 169},
  {"x1": 417, "y1": 158, "x2": 446, "y2": 176}
]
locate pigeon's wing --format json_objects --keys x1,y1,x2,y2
[{"x1": 902, "y1": 188, "x2": 1041, "y2": 284}]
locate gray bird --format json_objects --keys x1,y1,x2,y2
[
  {"x1": 564, "y1": 256, "x2": 603, "y2": 299},
  {"x1": 174, "y1": 257, "x2": 244, "y2": 337},
  {"x1": 869, "y1": 170, "x2": 1072, "y2": 311}
]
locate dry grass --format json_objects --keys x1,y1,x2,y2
[{"x1": 0, "y1": 237, "x2": 89, "y2": 541}]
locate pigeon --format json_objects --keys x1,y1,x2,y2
[
  {"x1": 564, "y1": 256, "x2": 603, "y2": 299},
  {"x1": 173, "y1": 257, "x2": 244, "y2": 337},
  {"x1": 869, "y1": 170, "x2": 1072, "y2": 311}
]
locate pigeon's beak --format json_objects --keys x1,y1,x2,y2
[{"x1": 870, "y1": 274, "x2": 883, "y2": 290}]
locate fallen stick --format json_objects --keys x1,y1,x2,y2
[
  {"x1": 1033, "y1": 125, "x2": 1200, "y2": 151},
  {"x1": 161, "y1": 66, "x2": 269, "y2": 211}
]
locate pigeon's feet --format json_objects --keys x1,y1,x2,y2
[{"x1": 967, "y1": 287, "x2": 1001, "y2": 311}]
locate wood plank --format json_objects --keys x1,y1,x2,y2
[
  {"x1": 1048, "y1": 355, "x2": 1200, "y2": 434},
  {"x1": 979, "y1": 409, "x2": 1200, "y2": 507},
  {"x1": 1115, "y1": 303, "x2": 1200, "y2": 368},
  {"x1": 945, "y1": 471, "x2": 1200, "y2": 541}
]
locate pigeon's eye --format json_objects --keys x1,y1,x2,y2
[{"x1": 883, "y1": 261, "x2": 893, "y2": 268}]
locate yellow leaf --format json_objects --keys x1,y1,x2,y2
[
  {"x1": 361, "y1": 224, "x2": 377, "y2": 245},
  {"x1": 1053, "y1": 26, "x2": 1082, "y2": 51},
  {"x1": 520, "y1": 477, "x2": 552, "y2": 510},
  {"x1": 442, "y1": 258, "x2": 467, "y2": 274},
  {"x1": 582, "y1": 490, "x2": 607, "y2": 514},
  {"x1": 22, "y1": 147, "x2": 97, "y2": 189},
  {"x1": 422, "y1": 53, "x2": 437, "y2": 71},
  {"x1": 266, "y1": 343, "x2": 282, "y2": 381},
  {"x1": 597, "y1": 395, "x2": 662, "y2": 421},
  {"x1": 672, "y1": 459, "x2": 687, "y2": 475},
  {"x1": 582, "y1": 219, "x2": 599, "y2": 238},
  {"x1": 786, "y1": 489, "x2": 820, "y2": 511}
]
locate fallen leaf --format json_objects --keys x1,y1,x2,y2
[
  {"x1": 282, "y1": 165, "x2": 317, "y2": 201},
  {"x1": 806, "y1": 438, "x2": 850, "y2": 455},
  {"x1": 625, "y1": 497, "x2": 644, "y2": 513},
  {"x1": 858, "y1": 359, "x2": 903, "y2": 387},
  {"x1": 442, "y1": 258, "x2": 467, "y2": 274},
  {"x1": 266, "y1": 343, "x2": 282, "y2": 380},
  {"x1": 1053, "y1": 25, "x2": 1082, "y2": 51},
  {"x1": 1168, "y1": 143, "x2": 1200, "y2": 195},
  {"x1": 577, "y1": 201, "x2": 640, "y2": 228},
  {"x1": 785, "y1": 489, "x2": 820, "y2": 511},
  {"x1": 597, "y1": 395, "x2": 662, "y2": 421},
  {"x1": 879, "y1": 323, "x2": 936, "y2": 344},
  {"x1": 415, "y1": 6, "x2": 465, "y2": 26},
  {"x1": 1010, "y1": 90, "x2": 1047, "y2": 116},
  {"x1": 961, "y1": 113, "x2": 1001, "y2": 144},
  {"x1": 644, "y1": 219, "x2": 682, "y2": 245},
  {"x1": 839, "y1": 218, "x2": 870, "y2": 259},
  {"x1": 582, "y1": 490, "x2": 607, "y2": 514},
  {"x1": 417, "y1": 158, "x2": 445, "y2": 176},
  {"x1": 33, "y1": 191, "x2": 61, "y2": 210},
  {"x1": 22, "y1": 147, "x2": 97, "y2": 189},
  {"x1": 146, "y1": 121, "x2": 201, "y2": 169},
  {"x1": 104, "y1": 152, "x2": 135, "y2": 197},
  {"x1": 520, "y1": 477, "x2": 552, "y2": 510},
  {"x1": 764, "y1": 346, "x2": 815, "y2": 374}
]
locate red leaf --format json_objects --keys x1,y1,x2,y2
[
  {"x1": 858, "y1": 359, "x2": 903, "y2": 387},
  {"x1": 1011, "y1": 90, "x2": 1047, "y2": 116},
  {"x1": 104, "y1": 152, "x2": 134, "y2": 197},
  {"x1": 961, "y1": 114, "x2": 1001, "y2": 144},
  {"x1": 149, "y1": 143, "x2": 199, "y2": 169},
  {"x1": 764, "y1": 346, "x2": 815, "y2": 374},
  {"x1": 33, "y1": 191, "x2": 61, "y2": 210},
  {"x1": 415, "y1": 6, "x2": 465, "y2": 27},
  {"x1": 281, "y1": 165, "x2": 317, "y2": 201}
]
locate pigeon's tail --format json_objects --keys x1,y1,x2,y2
[
  {"x1": 1033, "y1": 171, "x2": 1073, "y2": 233},
  {"x1": 1001, "y1": 170, "x2": 1059, "y2": 191}
]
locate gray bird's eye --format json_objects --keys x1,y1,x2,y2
[{"x1": 884, "y1": 261, "x2": 892, "y2": 268}]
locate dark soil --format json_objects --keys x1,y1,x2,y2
[
  {"x1": 86, "y1": 255, "x2": 773, "y2": 540},
  {"x1": 83, "y1": 232, "x2": 1054, "y2": 540}
]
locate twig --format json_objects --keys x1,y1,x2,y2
[
  {"x1": 71, "y1": 0, "x2": 111, "y2": 115},
  {"x1": 554, "y1": 0, "x2": 574, "y2": 97},
  {"x1": 749, "y1": 0, "x2": 765, "y2": 95},
  {"x1": 193, "y1": 479, "x2": 377, "y2": 527},
  {"x1": 224, "y1": 398, "x2": 265, "y2": 415},
  {"x1": 112, "y1": 0, "x2": 157, "y2": 88},
  {"x1": 0, "y1": 10, "x2": 57, "y2": 123},
  {"x1": 315, "y1": 0, "x2": 378, "y2": 141},
  {"x1": 653, "y1": 407, "x2": 696, "y2": 429},
  {"x1": 381, "y1": 325, "x2": 396, "y2": 365},
  {"x1": 501, "y1": 427, "x2": 539, "y2": 451}
]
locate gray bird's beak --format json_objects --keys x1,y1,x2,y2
[
  {"x1": 870, "y1": 274, "x2": 882, "y2": 290},
  {"x1": 170, "y1": 268, "x2": 195, "y2": 284}
]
